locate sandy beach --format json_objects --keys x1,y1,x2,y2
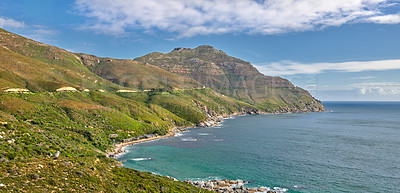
[{"x1": 106, "y1": 131, "x2": 179, "y2": 158}]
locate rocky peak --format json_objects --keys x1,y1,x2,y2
[
  {"x1": 172, "y1": 47, "x2": 190, "y2": 52},
  {"x1": 193, "y1": 45, "x2": 226, "y2": 54}
]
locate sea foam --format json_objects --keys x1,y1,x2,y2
[{"x1": 132, "y1": 158, "x2": 152, "y2": 161}]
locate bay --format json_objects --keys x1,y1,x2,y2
[{"x1": 119, "y1": 102, "x2": 400, "y2": 192}]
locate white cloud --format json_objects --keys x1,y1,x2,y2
[
  {"x1": 317, "y1": 82, "x2": 400, "y2": 99},
  {"x1": 0, "y1": 17, "x2": 25, "y2": 28},
  {"x1": 255, "y1": 59, "x2": 400, "y2": 76},
  {"x1": 350, "y1": 76, "x2": 375, "y2": 80},
  {"x1": 0, "y1": 16, "x2": 58, "y2": 43},
  {"x1": 366, "y1": 13, "x2": 400, "y2": 24},
  {"x1": 74, "y1": 0, "x2": 399, "y2": 37},
  {"x1": 351, "y1": 82, "x2": 400, "y2": 95}
]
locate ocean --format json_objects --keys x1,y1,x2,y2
[{"x1": 118, "y1": 102, "x2": 400, "y2": 192}]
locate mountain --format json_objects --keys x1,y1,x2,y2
[
  {"x1": 0, "y1": 28, "x2": 201, "y2": 92},
  {"x1": 135, "y1": 45, "x2": 324, "y2": 112},
  {"x1": 0, "y1": 28, "x2": 323, "y2": 192}
]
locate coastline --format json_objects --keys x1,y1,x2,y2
[
  {"x1": 106, "y1": 108, "x2": 325, "y2": 158},
  {"x1": 106, "y1": 131, "x2": 178, "y2": 158},
  {"x1": 108, "y1": 109, "x2": 324, "y2": 193}
]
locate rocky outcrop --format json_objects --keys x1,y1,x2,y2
[
  {"x1": 184, "y1": 179, "x2": 287, "y2": 193},
  {"x1": 197, "y1": 116, "x2": 224, "y2": 127}
]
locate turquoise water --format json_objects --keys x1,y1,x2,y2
[{"x1": 119, "y1": 102, "x2": 400, "y2": 192}]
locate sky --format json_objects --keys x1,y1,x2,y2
[{"x1": 1, "y1": 0, "x2": 400, "y2": 101}]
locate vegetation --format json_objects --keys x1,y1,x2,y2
[
  {"x1": 0, "y1": 28, "x2": 324, "y2": 192},
  {"x1": 0, "y1": 90, "x2": 241, "y2": 192}
]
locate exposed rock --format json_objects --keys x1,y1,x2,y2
[
  {"x1": 54, "y1": 151, "x2": 60, "y2": 158},
  {"x1": 116, "y1": 89, "x2": 138, "y2": 93},
  {"x1": 229, "y1": 180, "x2": 237, "y2": 184},
  {"x1": 56, "y1": 87, "x2": 77, "y2": 92},
  {"x1": 108, "y1": 134, "x2": 118, "y2": 138},
  {"x1": 257, "y1": 187, "x2": 267, "y2": 192},
  {"x1": 184, "y1": 179, "x2": 287, "y2": 193},
  {"x1": 3, "y1": 88, "x2": 30, "y2": 93},
  {"x1": 166, "y1": 176, "x2": 178, "y2": 181}
]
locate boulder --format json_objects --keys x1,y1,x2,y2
[
  {"x1": 108, "y1": 134, "x2": 118, "y2": 138},
  {"x1": 54, "y1": 151, "x2": 60, "y2": 158},
  {"x1": 257, "y1": 187, "x2": 267, "y2": 192}
]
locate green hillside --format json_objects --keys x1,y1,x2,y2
[
  {"x1": 77, "y1": 53, "x2": 202, "y2": 90},
  {"x1": 0, "y1": 28, "x2": 323, "y2": 192}
]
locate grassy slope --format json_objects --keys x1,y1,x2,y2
[
  {"x1": 77, "y1": 53, "x2": 202, "y2": 90},
  {"x1": 0, "y1": 28, "x2": 232, "y2": 192},
  {"x1": 0, "y1": 89, "x2": 258, "y2": 192},
  {"x1": 0, "y1": 29, "x2": 122, "y2": 92}
]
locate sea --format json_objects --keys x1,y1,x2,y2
[{"x1": 118, "y1": 102, "x2": 400, "y2": 193}]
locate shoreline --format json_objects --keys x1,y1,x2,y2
[
  {"x1": 106, "y1": 131, "x2": 179, "y2": 158},
  {"x1": 106, "y1": 113, "x2": 229, "y2": 158},
  {"x1": 108, "y1": 109, "x2": 323, "y2": 192},
  {"x1": 106, "y1": 109, "x2": 324, "y2": 158}
]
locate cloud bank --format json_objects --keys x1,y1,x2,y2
[
  {"x1": 255, "y1": 59, "x2": 400, "y2": 76},
  {"x1": 0, "y1": 16, "x2": 58, "y2": 43},
  {"x1": 75, "y1": 0, "x2": 400, "y2": 37},
  {"x1": 0, "y1": 17, "x2": 25, "y2": 28}
]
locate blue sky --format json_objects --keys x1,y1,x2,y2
[{"x1": 1, "y1": 0, "x2": 400, "y2": 101}]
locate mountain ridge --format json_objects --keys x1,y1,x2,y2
[{"x1": 134, "y1": 45, "x2": 323, "y2": 112}]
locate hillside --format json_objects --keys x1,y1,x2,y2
[
  {"x1": 0, "y1": 28, "x2": 323, "y2": 192},
  {"x1": 0, "y1": 28, "x2": 200, "y2": 92},
  {"x1": 135, "y1": 45, "x2": 324, "y2": 112},
  {"x1": 0, "y1": 28, "x2": 260, "y2": 192},
  {"x1": 77, "y1": 53, "x2": 202, "y2": 90},
  {"x1": 0, "y1": 28, "x2": 123, "y2": 92}
]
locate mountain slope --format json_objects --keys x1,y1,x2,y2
[
  {"x1": 135, "y1": 45, "x2": 324, "y2": 112},
  {"x1": 0, "y1": 28, "x2": 200, "y2": 92},
  {"x1": 77, "y1": 53, "x2": 202, "y2": 90}
]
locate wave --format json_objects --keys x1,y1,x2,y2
[
  {"x1": 198, "y1": 133, "x2": 211, "y2": 136},
  {"x1": 214, "y1": 139, "x2": 224, "y2": 142},
  {"x1": 272, "y1": 187, "x2": 288, "y2": 192},
  {"x1": 132, "y1": 158, "x2": 152, "y2": 161},
  {"x1": 181, "y1": 137, "x2": 197, "y2": 142}
]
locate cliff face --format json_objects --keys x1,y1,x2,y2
[{"x1": 135, "y1": 45, "x2": 324, "y2": 112}]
